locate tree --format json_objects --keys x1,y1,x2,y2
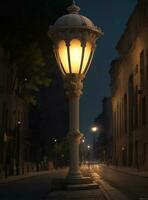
[
  {"x1": 0, "y1": 0, "x2": 72, "y2": 104},
  {"x1": 52, "y1": 136, "x2": 70, "y2": 167}
]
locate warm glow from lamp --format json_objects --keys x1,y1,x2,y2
[{"x1": 58, "y1": 39, "x2": 92, "y2": 75}]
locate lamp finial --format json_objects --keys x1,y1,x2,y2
[{"x1": 67, "y1": 1, "x2": 80, "y2": 14}]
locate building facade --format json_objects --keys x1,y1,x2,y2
[{"x1": 110, "y1": 0, "x2": 148, "y2": 169}]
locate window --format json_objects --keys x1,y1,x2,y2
[
  {"x1": 128, "y1": 75, "x2": 134, "y2": 131},
  {"x1": 124, "y1": 94, "x2": 127, "y2": 134},
  {"x1": 120, "y1": 103, "x2": 122, "y2": 136},
  {"x1": 2, "y1": 103, "x2": 7, "y2": 131},
  {"x1": 147, "y1": 50, "x2": 148, "y2": 88},
  {"x1": 143, "y1": 143, "x2": 146, "y2": 165},
  {"x1": 135, "y1": 141, "x2": 138, "y2": 168},
  {"x1": 117, "y1": 104, "x2": 119, "y2": 138},
  {"x1": 142, "y1": 96, "x2": 146, "y2": 125},
  {"x1": 134, "y1": 86, "x2": 138, "y2": 128},
  {"x1": 140, "y1": 50, "x2": 145, "y2": 89},
  {"x1": 113, "y1": 110, "x2": 117, "y2": 138}
]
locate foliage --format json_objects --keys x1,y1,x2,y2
[
  {"x1": 53, "y1": 136, "x2": 70, "y2": 166},
  {"x1": 0, "y1": 0, "x2": 72, "y2": 104}
]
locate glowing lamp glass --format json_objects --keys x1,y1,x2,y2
[
  {"x1": 70, "y1": 39, "x2": 82, "y2": 73},
  {"x1": 57, "y1": 39, "x2": 92, "y2": 75}
]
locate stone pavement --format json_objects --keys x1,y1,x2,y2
[
  {"x1": 100, "y1": 164, "x2": 148, "y2": 178},
  {"x1": 46, "y1": 189, "x2": 106, "y2": 200},
  {"x1": 91, "y1": 164, "x2": 148, "y2": 200},
  {"x1": 90, "y1": 171, "x2": 129, "y2": 200}
]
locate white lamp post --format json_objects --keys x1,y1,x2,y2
[{"x1": 48, "y1": 1, "x2": 103, "y2": 183}]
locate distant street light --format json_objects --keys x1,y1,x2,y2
[
  {"x1": 16, "y1": 120, "x2": 22, "y2": 175},
  {"x1": 122, "y1": 146, "x2": 125, "y2": 151},
  {"x1": 54, "y1": 139, "x2": 57, "y2": 143},
  {"x1": 53, "y1": 138, "x2": 58, "y2": 168},
  {"x1": 81, "y1": 137, "x2": 85, "y2": 164},
  {"x1": 17, "y1": 120, "x2": 21, "y2": 125},
  {"x1": 87, "y1": 145, "x2": 91, "y2": 150},
  {"x1": 87, "y1": 145, "x2": 91, "y2": 162},
  {"x1": 91, "y1": 126, "x2": 98, "y2": 133},
  {"x1": 48, "y1": 1, "x2": 103, "y2": 183},
  {"x1": 82, "y1": 139, "x2": 85, "y2": 143}
]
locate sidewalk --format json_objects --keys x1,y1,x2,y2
[
  {"x1": 0, "y1": 170, "x2": 51, "y2": 184},
  {"x1": 101, "y1": 164, "x2": 148, "y2": 178}
]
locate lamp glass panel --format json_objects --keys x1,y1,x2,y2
[
  {"x1": 70, "y1": 39, "x2": 82, "y2": 74},
  {"x1": 81, "y1": 41, "x2": 92, "y2": 74},
  {"x1": 54, "y1": 51, "x2": 65, "y2": 75},
  {"x1": 58, "y1": 40, "x2": 69, "y2": 73}
]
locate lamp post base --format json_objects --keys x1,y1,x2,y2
[
  {"x1": 66, "y1": 171, "x2": 83, "y2": 184},
  {"x1": 50, "y1": 176, "x2": 99, "y2": 191},
  {"x1": 66, "y1": 172, "x2": 99, "y2": 190},
  {"x1": 66, "y1": 174, "x2": 92, "y2": 185}
]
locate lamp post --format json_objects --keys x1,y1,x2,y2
[
  {"x1": 81, "y1": 137, "x2": 85, "y2": 164},
  {"x1": 91, "y1": 125, "x2": 98, "y2": 161},
  {"x1": 87, "y1": 145, "x2": 91, "y2": 162},
  {"x1": 16, "y1": 120, "x2": 21, "y2": 175},
  {"x1": 48, "y1": 1, "x2": 103, "y2": 183},
  {"x1": 54, "y1": 139, "x2": 58, "y2": 168}
]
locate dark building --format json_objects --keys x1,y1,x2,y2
[
  {"x1": 110, "y1": 0, "x2": 148, "y2": 169},
  {"x1": 0, "y1": 46, "x2": 33, "y2": 177},
  {"x1": 94, "y1": 97, "x2": 112, "y2": 163}
]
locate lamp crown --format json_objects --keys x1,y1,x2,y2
[{"x1": 67, "y1": 1, "x2": 80, "y2": 14}]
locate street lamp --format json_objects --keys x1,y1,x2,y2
[
  {"x1": 87, "y1": 145, "x2": 91, "y2": 162},
  {"x1": 48, "y1": 1, "x2": 103, "y2": 183},
  {"x1": 82, "y1": 139, "x2": 85, "y2": 143},
  {"x1": 91, "y1": 126, "x2": 98, "y2": 133},
  {"x1": 16, "y1": 120, "x2": 21, "y2": 175},
  {"x1": 54, "y1": 139, "x2": 57, "y2": 143},
  {"x1": 17, "y1": 120, "x2": 21, "y2": 125},
  {"x1": 53, "y1": 139, "x2": 58, "y2": 168},
  {"x1": 87, "y1": 145, "x2": 91, "y2": 150},
  {"x1": 91, "y1": 125, "x2": 98, "y2": 161},
  {"x1": 81, "y1": 137, "x2": 85, "y2": 164}
]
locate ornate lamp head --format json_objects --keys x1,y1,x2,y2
[{"x1": 48, "y1": 2, "x2": 103, "y2": 77}]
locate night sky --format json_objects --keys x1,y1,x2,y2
[
  {"x1": 0, "y1": 0, "x2": 137, "y2": 145},
  {"x1": 76, "y1": 0, "x2": 137, "y2": 144}
]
